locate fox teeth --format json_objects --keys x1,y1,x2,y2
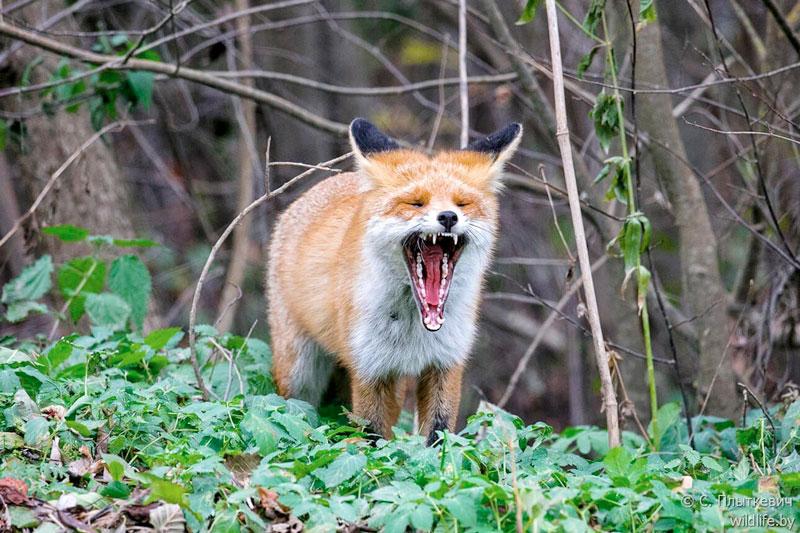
[
  {"x1": 453, "y1": 234, "x2": 458, "y2": 245},
  {"x1": 432, "y1": 233, "x2": 437, "y2": 245}
]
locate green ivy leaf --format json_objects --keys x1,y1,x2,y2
[
  {"x1": 516, "y1": 0, "x2": 542, "y2": 25},
  {"x1": 85, "y1": 293, "x2": 131, "y2": 331},
  {"x1": 1, "y1": 255, "x2": 53, "y2": 304},
  {"x1": 58, "y1": 257, "x2": 106, "y2": 321},
  {"x1": 42, "y1": 224, "x2": 90, "y2": 242},
  {"x1": 648, "y1": 402, "x2": 682, "y2": 450},
  {"x1": 108, "y1": 255, "x2": 152, "y2": 330}
]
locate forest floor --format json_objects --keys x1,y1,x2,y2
[{"x1": 1, "y1": 239, "x2": 799, "y2": 532}]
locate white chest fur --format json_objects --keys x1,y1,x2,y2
[{"x1": 349, "y1": 221, "x2": 491, "y2": 383}]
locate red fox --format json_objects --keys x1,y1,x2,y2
[{"x1": 267, "y1": 119, "x2": 522, "y2": 444}]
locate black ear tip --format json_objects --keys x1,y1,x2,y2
[
  {"x1": 349, "y1": 117, "x2": 371, "y2": 132},
  {"x1": 465, "y1": 122, "x2": 523, "y2": 155},
  {"x1": 349, "y1": 117, "x2": 399, "y2": 155}
]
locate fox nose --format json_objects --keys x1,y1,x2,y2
[{"x1": 437, "y1": 211, "x2": 458, "y2": 232}]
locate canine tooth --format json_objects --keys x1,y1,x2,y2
[
  {"x1": 453, "y1": 234, "x2": 458, "y2": 245},
  {"x1": 416, "y1": 253, "x2": 422, "y2": 264},
  {"x1": 432, "y1": 233, "x2": 437, "y2": 245}
]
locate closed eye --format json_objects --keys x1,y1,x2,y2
[
  {"x1": 456, "y1": 201, "x2": 470, "y2": 207},
  {"x1": 408, "y1": 201, "x2": 424, "y2": 208}
]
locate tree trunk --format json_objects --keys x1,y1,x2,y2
[
  {"x1": 635, "y1": 10, "x2": 737, "y2": 418},
  {"x1": 4, "y1": 6, "x2": 160, "y2": 328}
]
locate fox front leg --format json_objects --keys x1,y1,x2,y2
[
  {"x1": 351, "y1": 375, "x2": 402, "y2": 440},
  {"x1": 416, "y1": 364, "x2": 464, "y2": 446}
]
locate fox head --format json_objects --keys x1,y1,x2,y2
[{"x1": 349, "y1": 118, "x2": 522, "y2": 331}]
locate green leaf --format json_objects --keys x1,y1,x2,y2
[
  {"x1": 410, "y1": 504, "x2": 434, "y2": 531},
  {"x1": 621, "y1": 217, "x2": 643, "y2": 273},
  {"x1": 516, "y1": 0, "x2": 542, "y2": 24},
  {"x1": 42, "y1": 224, "x2": 90, "y2": 242},
  {"x1": 589, "y1": 92, "x2": 622, "y2": 154},
  {"x1": 23, "y1": 416, "x2": 50, "y2": 447},
  {"x1": 145, "y1": 478, "x2": 187, "y2": 506},
  {"x1": 0, "y1": 431, "x2": 24, "y2": 450},
  {"x1": 240, "y1": 412, "x2": 278, "y2": 455},
  {"x1": 108, "y1": 255, "x2": 151, "y2": 330},
  {"x1": 85, "y1": 293, "x2": 131, "y2": 331},
  {"x1": 0, "y1": 118, "x2": 7, "y2": 150},
  {"x1": 5, "y1": 301, "x2": 48, "y2": 323},
  {"x1": 9, "y1": 506, "x2": 39, "y2": 529},
  {"x1": 314, "y1": 452, "x2": 367, "y2": 488},
  {"x1": 100, "y1": 480, "x2": 131, "y2": 498},
  {"x1": 2, "y1": 255, "x2": 53, "y2": 304},
  {"x1": 640, "y1": 0, "x2": 656, "y2": 23},
  {"x1": 112, "y1": 238, "x2": 158, "y2": 248},
  {"x1": 648, "y1": 402, "x2": 682, "y2": 449},
  {"x1": 57, "y1": 256, "x2": 106, "y2": 321},
  {"x1": 583, "y1": 0, "x2": 607, "y2": 36},
  {"x1": 443, "y1": 495, "x2": 477, "y2": 528},
  {"x1": 144, "y1": 327, "x2": 183, "y2": 350},
  {"x1": 126, "y1": 71, "x2": 155, "y2": 110},
  {"x1": 577, "y1": 46, "x2": 600, "y2": 79},
  {"x1": 603, "y1": 446, "x2": 633, "y2": 480}
]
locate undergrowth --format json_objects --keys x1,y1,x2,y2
[{"x1": 1, "y1": 231, "x2": 799, "y2": 532}]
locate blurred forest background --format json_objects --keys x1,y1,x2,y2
[{"x1": 1, "y1": 0, "x2": 799, "y2": 432}]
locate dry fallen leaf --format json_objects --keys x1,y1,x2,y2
[
  {"x1": 149, "y1": 503, "x2": 185, "y2": 533},
  {"x1": 41, "y1": 405, "x2": 67, "y2": 420},
  {"x1": 0, "y1": 477, "x2": 30, "y2": 505}
]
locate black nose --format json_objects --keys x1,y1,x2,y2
[{"x1": 437, "y1": 211, "x2": 458, "y2": 232}]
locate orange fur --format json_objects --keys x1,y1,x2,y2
[{"x1": 268, "y1": 123, "x2": 521, "y2": 441}]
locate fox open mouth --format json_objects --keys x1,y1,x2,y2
[{"x1": 402, "y1": 232, "x2": 466, "y2": 331}]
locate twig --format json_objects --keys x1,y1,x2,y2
[
  {"x1": 545, "y1": 0, "x2": 619, "y2": 448},
  {"x1": 187, "y1": 152, "x2": 353, "y2": 399},
  {"x1": 0, "y1": 120, "x2": 137, "y2": 250},
  {"x1": 539, "y1": 166, "x2": 575, "y2": 263},
  {"x1": 737, "y1": 382, "x2": 778, "y2": 450},
  {"x1": 702, "y1": 0, "x2": 797, "y2": 262},
  {"x1": 458, "y1": 0, "x2": 468, "y2": 147},
  {"x1": 497, "y1": 255, "x2": 608, "y2": 408},
  {"x1": 427, "y1": 34, "x2": 450, "y2": 150},
  {"x1": 121, "y1": 0, "x2": 193, "y2": 65},
  {"x1": 760, "y1": 0, "x2": 800, "y2": 59}
]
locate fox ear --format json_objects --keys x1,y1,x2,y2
[
  {"x1": 465, "y1": 123, "x2": 523, "y2": 172},
  {"x1": 349, "y1": 118, "x2": 400, "y2": 166}
]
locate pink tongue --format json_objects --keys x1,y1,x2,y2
[{"x1": 421, "y1": 246, "x2": 443, "y2": 306}]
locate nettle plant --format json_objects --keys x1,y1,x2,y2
[
  {"x1": 518, "y1": 0, "x2": 662, "y2": 437},
  {"x1": 1, "y1": 224, "x2": 155, "y2": 332}
]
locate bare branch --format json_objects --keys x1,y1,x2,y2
[
  {"x1": 545, "y1": 0, "x2": 619, "y2": 447},
  {"x1": 0, "y1": 20, "x2": 349, "y2": 134}
]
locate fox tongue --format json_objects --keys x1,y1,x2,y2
[{"x1": 421, "y1": 246, "x2": 443, "y2": 307}]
